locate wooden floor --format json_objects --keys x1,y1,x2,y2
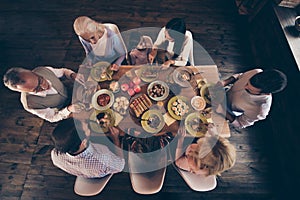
[{"x1": 0, "y1": 0, "x2": 283, "y2": 199}]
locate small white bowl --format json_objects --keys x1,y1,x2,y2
[{"x1": 191, "y1": 96, "x2": 206, "y2": 111}]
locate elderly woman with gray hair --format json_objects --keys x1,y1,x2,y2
[{"x1": 73, "y1": 16, "x2": 127, "y2": 71}]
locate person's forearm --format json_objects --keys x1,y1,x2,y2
[
  {"x1": 175, "y1": 138, "x2": 184, "y2": 159},
  {"x1": 225, "y1": 110, "x2": 236, "y2": 123},
  {"x1": 114, "y1": 55, "x2": 125, "y2": 66},
  {"x1": 222, "y1": 76, "x2": 237, "y2": 86},
  {"x1": 113, "y1": 139, "x2": 124, "y2": 158},
  {"x1": 174, "y1": 60, "x2": 187, "y2": 67},
  {"x1": 29, "y1": 107, "x2": 71, "y2": 123}
]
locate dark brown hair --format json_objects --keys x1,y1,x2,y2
[
  {"x1": 51, "y1": 118, "x2": 85, "y2": 154},
  {"x1": 250, "y1": 69, "x2": 287, "y2": 94}
]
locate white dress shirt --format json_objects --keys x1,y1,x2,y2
[
  {"x1": 227, "y1": 69, "x2": 272, "y2": 128},
  {"x1": 21, "y1": 66, "x2": 74, "y2": 122}
]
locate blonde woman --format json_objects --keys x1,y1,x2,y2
[
  {"x1": 73, "y1": 16, "x2": 127, "y2": 71},
  {"x1": 175, "y1": 124, "x2": 236, "y2": 176}
]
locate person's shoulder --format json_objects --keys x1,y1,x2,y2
[
  {"x1": 246, "y1": 68, "x2": 263, "y2": 74},
  {"x1": 33, "y1": 66, "x2": 54, "y2": 72},
  {"x1": 104, "y1": 23, "x2": 120, "y2": 34},
  {"x1": 252, "y1": 68, "x2": 263, "y2": 73},
  {"x1": 50, "y1": 148, "x2": 61, "y2": 159},
  {"x1": 186, "y1": 30, "x2": 193, "y2": 37},
  {"x1": 242, "y1": 68, "x2": 263, "y2": 77},
  {"x1": 104, "y1": 23, "x2": 119, "y2": 28},
  {"x1": 89, "y1": 143, "x2": 110, "y2": 152}
]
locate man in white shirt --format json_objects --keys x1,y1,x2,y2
[
  {"x1": 3, "y1": 66, "x2": 84, "y2": 122},
  {"x1": 217, "y1": 69, "x2": 287, "y2": 128}
]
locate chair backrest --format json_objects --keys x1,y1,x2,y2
[
  {"x1": 74, "y1": 174, "x2": 113, "y2": 196},
  {"x1": 167, "y1": 143, "x2": 217, "y2": 192},
  {"x1": 128, "y1": 151, "x2": 167, "y2": 194},
  {"x1": 176, "y1": 167, "x2": 217, "y2": 192}
]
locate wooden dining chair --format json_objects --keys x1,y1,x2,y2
[
  {"x1": 74, "y1": 174, "x2": 113, "y2": 196},
  {"x1": 128, "y1": 150, "x2": 167, "y2": 194}
]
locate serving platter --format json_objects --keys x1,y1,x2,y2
[
  {"x1": 199, "y1": 83, "x2": 212, "y2": 105},
  {"x1": 200, "y1": 83, "x2": 225, "y2": 105},
  {"x1": 112, "y1": 96, "x2": 129, "y2": 115}
]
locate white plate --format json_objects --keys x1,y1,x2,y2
[
  {"x1": 141, "y1": 110, "x2": 165, "y2": 134},
  {"x1": 91, "y1": 89, "x2": 114, "y2": 111},
  {"x1": 140, "y1": 66, "x2": 159, "y2": 83},
  {"x1": 185, "y1": 112, "x2": 208, "y2": 137},
  {"x1": 89, "y1": 109, "x2": 115, "y2": 133},
  {"x1": 172, "y1": 67, "x2": 192, "y2": 87},
  {"x1": 90, "y1": 61, "x2": 113, "y2": 82},
  {"x1": 76, "y1": 81, "x2": 98, "y2": 103},
  {"x1": 191, "y1": 96, "x2": 206, "y2": 111}
]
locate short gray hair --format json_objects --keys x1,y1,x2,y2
[{"x1": 3, "y1": 67, "x2": 31, "y2": 91}]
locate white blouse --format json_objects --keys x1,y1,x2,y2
[{"x1": 153, "y1": 27, "x2": 194, "y2": 66}]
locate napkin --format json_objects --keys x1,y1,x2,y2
[
  {"x1": 206, "y1": 117, "x2": 213, "y2": 123},
  {"x1": 113, "y1": 111, "x2": 124, "y2": 126},
  {"x1": 163, "y1": 113, "x2": 176, "y2": 126}
]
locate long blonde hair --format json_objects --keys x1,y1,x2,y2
[
  {"x1": 187, "y1": 136, "x2": 236, "y2": 176},
  {"x1": 73, "y1": 16, "x2": 105, "y2": 36}
]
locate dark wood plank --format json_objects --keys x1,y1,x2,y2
[{"x1": 0, "y1": 0, "x2": 284, "y2": 199}]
